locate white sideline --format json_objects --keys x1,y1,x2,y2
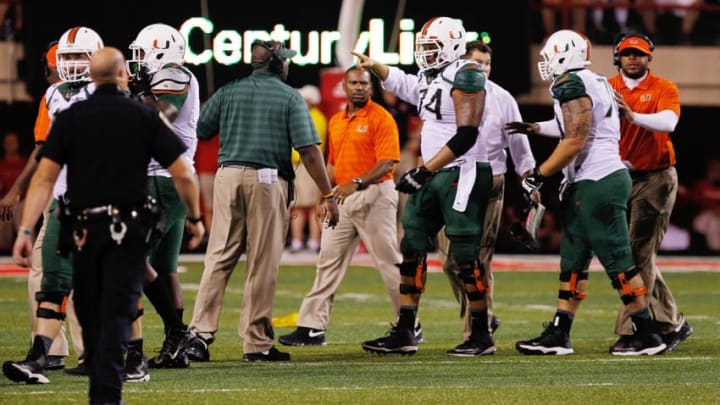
[
  {"x1": 2, "y1": 253, "x2": 718, "y2": 273},
  {"x1": 178, "y1": 252, "x2": 720, "y2": 272}
]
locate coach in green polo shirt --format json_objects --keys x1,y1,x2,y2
[{"x1": 186, "y1": 39, "x2": 338, "y2": 362}]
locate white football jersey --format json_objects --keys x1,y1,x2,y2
[
  {"x1": 146, "y1": 65, "x2": 200, "y2": 177},
  {"x1": 44, "y1": 81, "x2": 95, "y2": 199},
  {"x1": 482, "y1": 80, "x2": 535, "y2": 176},
  {"x1": 549, "y1": 69, "x2": 626, "y2": 183},
  {"x1": 384, "y1": 59, "x2": 488, "y2": 168}
]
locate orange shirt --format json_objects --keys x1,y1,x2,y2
[
  {"x1": 609, "y1": 70, "x2": 681, "y2": 171},
  {"x1": 33, "y1": 94, "x2": 51, "y2": 144},
  {"x1": 327, "y1": 99, "x2": 400, "y2": 186}
]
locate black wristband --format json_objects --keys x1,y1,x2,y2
[
  {"x1": 533, "y1": 167, "x2": 546, "y2": 181},
  {"x1": 187, "y1": 215, "x2": 203, "y2": 224}
]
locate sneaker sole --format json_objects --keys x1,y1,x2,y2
[
  {"x1": 447, "y1": 346, "x2": 497, "y2": 357},
  {"x1": 148, "y1": 357, "x2": 191, "y2": 369},
  {"x1": 124, "y1": 374, "x2": 151, "y2": 382},
  {"x1": 278, "y1": 339, "x2": 327, "y2": 347},
  {"x1": 361, "y1": 345, "x2": 417, "y2": 355},
  {"x1": 611, "y1": 343, "x2": 667, "y2": 356},
  {"x1": 2, "y1": 363, "x2": 49, "y2": 384},
  {"x1": 242, "y1": 353, "x2": 291, "y2": 362},
  {"x1": 516, "y1": 344, "x2": 574, "y2": 356}
]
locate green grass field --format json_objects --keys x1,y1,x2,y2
[{"x1": 1, "y1": 260, "x2": 718, "y2": 404}]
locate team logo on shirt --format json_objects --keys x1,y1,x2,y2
[
  {"x1": 356, "y1": 124, "x2": 368, "y2": 133},
  {"x1": 641, "y1": 94, "x2": 652, "y2": 102}
]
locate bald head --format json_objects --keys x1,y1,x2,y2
[{"x1": 90, "y1": 47, "x2": 127, "y2": 86}]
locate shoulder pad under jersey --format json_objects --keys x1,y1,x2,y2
[
  {"x1": 44, "y1": 82, "x2": 61, "y2": 104},
  {"x1": 45, "y1": 82, "x2": 79, "y2": 113},
  {"x1": 452, "y1": 61, "x2": 486, "y2": 93},
  {"x1": 551, "y1": 72, "x2": 587, "y2": 102},
  {"x1": 151, "y1": 65, "x2": 191, "y2": 93}
]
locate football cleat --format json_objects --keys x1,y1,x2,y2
[
  {"x1": 361, "y1": 324, "x2": 418, "y2": 355},
  {"x1": 516, "y1": 322, "x2": 574, "y2": 355}
]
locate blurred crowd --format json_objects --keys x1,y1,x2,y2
[
  {"x1": 533, "y1": 0, "x2": 720, "y2": 45},
  {"x1": 0, "y1": 0, "x2": 22, "y2": 41}
]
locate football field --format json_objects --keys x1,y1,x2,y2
[{"x1": 1, "y1": 254, "x2": 718, "y2": 404}]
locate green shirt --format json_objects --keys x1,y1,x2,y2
[{"x1": 197, "y1": 71, "x2": 319, "y2": 180}]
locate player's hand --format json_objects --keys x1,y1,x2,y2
[
  {"x1": 129, "y1": 66, "x2": 153, "y2": 98},
  {"x1": 333, "y1": 183, "x2": 357, "y2": 205},
  {"x1": 521, "y1": 167, "x2": 545, "y2": 204},
  {"x1": 318, "y1": 197, "x2": 339, "y2": 229},
  {"x1": 0, "y1": 191, "x2": 20, "y2": 222},
  {"x1": 12, "y1": 230, "x2": 34, "y2": 267},
  {"x1": 506, "y1": 121, "x2": 540, "y2": 136},
  {"x1": 613, "y1": 89, "x2": 634, "y2": 122},
  {"x1": 185, "y1": 220, "x2": 206, "y2": 251},
  {"x1": 351, "y1": 51, "x2": 377, "y2": 70},
  {"x1": 396, "y1": 166, "x2": 433, "y2": 194}
]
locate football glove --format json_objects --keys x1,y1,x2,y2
[
  {"x1": 396, "y1": 166, "x2": 433, "y2": 194},
  {"x1": 129, "y1": 66, "x2": 153, "y2": 98},
  {"x1": 521, "y1": 167, "x2": 545, "y2": 204}
]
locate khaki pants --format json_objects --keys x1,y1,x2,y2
[
  {"x1": 190, "y1": 165, "x2": 289, "y2": 353},
  {"x1": 437, "y1": 174, "x2": 504, "y2": 337},
  {"x1": 615, "y1": 166, "x2": 682, "y2": 335},
  {"x1": 296, "y1": 180, "x2": 402, "y2": 329}
]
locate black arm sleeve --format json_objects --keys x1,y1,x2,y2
[{"x1": 446, "y1": 126, "x2": 479, "y2": 157}]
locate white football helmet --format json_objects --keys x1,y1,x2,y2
[
  {"x1": 56, "y1": 26, "x2": 104, "y2": 82},
  {"x1": 128, "y1": 23, "x2": 186, "y2": 74},
  {"x1": 538, "y1": 29, "x2": 590, "y2": 81},
  {"x1": 414, "y1": 17, "x2": 467, "y2": 73}
]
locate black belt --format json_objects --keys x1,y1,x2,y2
[{"x1": 75, "y1": 204, "x2": 142, "y2": 220}]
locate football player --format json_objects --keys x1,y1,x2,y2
[{"x1": 126, "y1": 23, "x2": 201, "y2": 369}]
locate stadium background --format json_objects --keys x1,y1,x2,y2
[{"x1": 2, "y1": 0, "x2": 718, "y2": 253}]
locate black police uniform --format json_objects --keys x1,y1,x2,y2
[{"x1": 40, "y1": 84, "x2": 186, "y2": 404}]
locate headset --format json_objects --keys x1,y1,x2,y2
[
  {"x1": 251, "y1": 40, "x2": 284, "y2": 75},
  {"x1": 613, "y1": 33, "x2": 655, "y2": 67},
  {"x1": 40, "y1": 40, "x2": 58, "y2": 77}
]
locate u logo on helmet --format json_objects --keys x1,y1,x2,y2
[
  {"x1": 553, "y1": 44, "x2": 570, "y2": 53},
  {"x1": 152, "y1": 39, "x2": 171, "y2": 50},
  {"x1": 449, "y1": 30, "x2": 463, "y2": 40}
]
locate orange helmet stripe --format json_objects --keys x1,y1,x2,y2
[
  {"x1": 67, "y1": 27, "x2": 80, "y2": 45},
  {"x1": 420, "y1": 17, "x2": 439, "y2": 36}
]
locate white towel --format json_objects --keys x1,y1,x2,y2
[{"x1": 452, "y1": 160, "x2": 476, "y2": 212}]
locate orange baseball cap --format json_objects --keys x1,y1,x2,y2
[
  {"x1": 617, "y1": 36, "x2": 652, "y2": 55},
  {"x1": 45, "y1": 43, "x2": 58, "y2": 68}
]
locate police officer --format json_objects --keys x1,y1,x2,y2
[{"x1": 12, "y1": 47, "x2": 204, "y2": 405}]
